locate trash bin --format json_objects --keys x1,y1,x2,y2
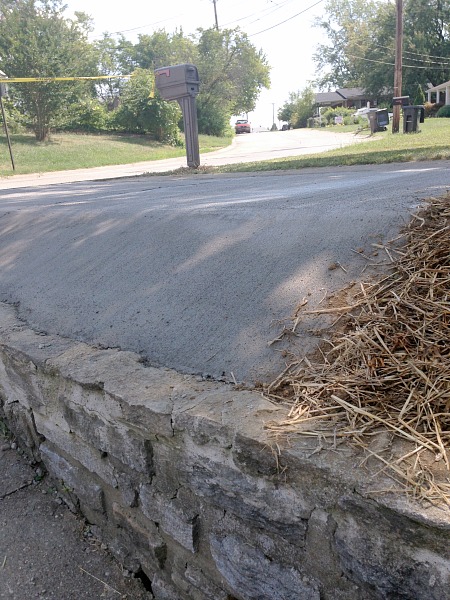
[
  {"x1": 402, "y1": 105, "x2": 424, "y2": 133},
  {"x1": 368, "y1": 109, "x2": 389, "y2": 133},
  {"x1": 376, "y1": 109, "x2": 389, "y2": 129}
]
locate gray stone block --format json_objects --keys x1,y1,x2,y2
[
  {"x1": 140, "y1": 484, "x2": 200, "y2": 553},
  {"x1": 188, "y1": 457, "x2": 311, "y2": 543},
  {"x1": 334, "y1": 495, "x2": 450, "y2": 600},
  {"x1": 40, "y1": 442, "x2": 105, "y2": 516},
  {"x1": 210, "y1": 533, "x2": 320, "y2": 600}
]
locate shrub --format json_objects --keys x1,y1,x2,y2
[
  {"x1": 321, "y1": 106, "x2": 354, "y2": 126},
  {"x1": 61, "y1": 98, "x2": 111, "y2": 132},
  {"x1": 424, "y1": 102, "x2": 444, "y2": 117},
  {"x1": 0, "y1": 100, "x2": 27, "y2": 133},
  {"x1": 436, "y1": 104, "x2": 450, "y2": 118}
]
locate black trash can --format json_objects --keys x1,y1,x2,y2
[
  {"x1": 368, "y1": 109, "x2": 389, "y2": 133},
  {"x1": 403, "y1": 105, "x2": 424, "y2": 133}
]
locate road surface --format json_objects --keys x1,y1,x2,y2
[
  {"x1": 0, "y1": 160, "x2": 449, "y2": 383},
  {"x1": 0, "y1": 128, "x2": 372, "y2": 189}
]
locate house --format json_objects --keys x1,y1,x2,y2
[
  {"x1": 427, "y1": 80, "x2": 450, "y2": 105},
  {"x1": 315, "y1": 87, "x2": 374, "y2": 110}
]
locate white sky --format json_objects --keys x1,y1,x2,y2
[{"x1": 64, "y1": 0, "x2": 328, "y2": 127}]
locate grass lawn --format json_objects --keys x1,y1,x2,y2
[
  {"x1": 216, "y1": 118, "x2": 450, "y2": 173},
  {"x1": 0, "y1": 132, "x2": 232, "y2": 176},
  {"x1": 0, "y1": 118, "x2": 448, "y2": 177}
]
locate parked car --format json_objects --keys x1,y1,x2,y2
[{"x1": 235, "y1": 119, "x2": 251, "y2": 134}]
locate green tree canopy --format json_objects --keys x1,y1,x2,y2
[
  {"x1": 0, "y1": 0, "x2": 98, "y2": 140},
  {"x1": 278, "y1": 87, "x2": 316, "y2": 128},
  {"x1": 93, "y1": 34, "x2": 135, "y2": 104},
  {"x1": 313, "y1": 0, "x2": 450, "y2": 101},
  {"x1": 131, "y1": 27, "x2": 270, "y2": 135}
]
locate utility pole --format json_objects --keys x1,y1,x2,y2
[
  {"x1": 0, "y1": 71, "x2": 14, "y2": 171},
  {"x1": 392, "y1": 0, "x2": 403, "y2": 134},
  {"x1": 212, "y1": 0, "x2": 219, "y2": 30}
]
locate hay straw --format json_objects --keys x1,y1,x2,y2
[{"x1": 264, "y1": 193, "x2": 450, "y2": 504}]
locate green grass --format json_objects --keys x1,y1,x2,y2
[
  {"x1": 0, "y1": 131, "x2": 232, "y2": 176},
  {"x1": 0, "y1": 118, "x2": 448, "y2": 177},
  {"x1": 215, "y1": 118, "x2": 450, "y2": 173}
]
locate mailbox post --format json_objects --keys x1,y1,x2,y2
[{"x1": 154, "y1": 64, "x2": 201, "y2": 168}]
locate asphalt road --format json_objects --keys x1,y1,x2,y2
[{"x1": 1, "y1": 159, "x2": 449, "y2": 383}]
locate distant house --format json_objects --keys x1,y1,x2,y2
[
  {"x1": 427, "y1": 80, "x2": 450, "y2": 105},
  {"x1": 315, "y1": 87, "x2": 374, "y2": 110}
]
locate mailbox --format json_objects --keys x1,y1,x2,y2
[
  {"x1": 154, "y1": 64, "x2": 200, "y2": 101},
  {"x1": 154, "y1": 63, "x2": 201, "y2": 168},
  {"x1": 393, "y1": 96, "x2": 410, "y2": 107}
]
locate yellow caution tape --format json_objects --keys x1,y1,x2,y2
[
  {"x1": 2, "y1": 75, "x2": 132, "y2": 82},
  {"x1": 1, "y1": 73, "x2": 156, "y2": 98}
]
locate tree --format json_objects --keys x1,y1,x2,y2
[
  {"x1": 132, "y1": 29, "x2": 197, "y2": 70},
  {"x1": 130, "y1": 27, "x2": 270, "y2": 136},
  {"x1": 313, "y1": 0, "x2": 450, "y2": 101},
  {"x1": 313, "y1": 0, "x2": 380, "y2": 90},
  {"x1": 413, "y1": 83, "x2": 426, "y2": 105},
  {"x1": 195, "y1": 28, "x2": 270, "y2": 123},
  {"x1": 93, "y1": 34, "x2": 135, "y2": 105},
  {"x1": 0, "y1": 0, "x2": 98, "y2": 140},
  {"x1": 278, "y1": 87, "x2": 316, "y2": 128}
]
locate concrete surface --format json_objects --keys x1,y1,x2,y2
[{"x1": 0, "y1": 161, "x2": 449, "y2": 383}]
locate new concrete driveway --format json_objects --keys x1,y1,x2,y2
[{"x1": 0, "y1": 158, "x2": 449, "y2": 384}]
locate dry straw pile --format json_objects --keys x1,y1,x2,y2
[{"x1": 265, "y1": 193, "x2": 450, "y2": 505}]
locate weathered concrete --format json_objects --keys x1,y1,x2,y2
[{"x1": 0, "y1": 301, "x2": 449, "y2": 600}]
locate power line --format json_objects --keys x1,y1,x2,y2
[
  {"x1": 347, "y1": 53, "x2": 450, "y2": 70},
  {"x1": 248, "y1": 0, "x2": 325, "y2": 37},
  {"x1": 354, "y1": 42, "x2": 450, "y2": 65},
  {"x1": 110, "y1": 15, "x2": 185, "y2": 35},
  {"x1": 222, "y1": 0, "x2": 298, "y2": 28}
]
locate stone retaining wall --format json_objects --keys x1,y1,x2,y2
[{"x1": 0, "y1": 303, "x2": 449, "y2": 600}]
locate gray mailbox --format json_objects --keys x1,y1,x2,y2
[
  {"x1": 154, "y1": 64, "x2": 200, "y2": 168},
  {"x1": 154, "y1": 64, "x2": 199, "y2": 101}
]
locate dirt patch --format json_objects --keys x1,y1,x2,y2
[{"x1": 0, "y1": 427, "x2": 150, "y2": 600}]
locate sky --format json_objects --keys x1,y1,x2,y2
[{"x1": 64, "y1": 0, "x2": 328, "y2": 127}]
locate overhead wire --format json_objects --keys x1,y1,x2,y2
[
  {"x1": 248, "y1": 0, "x2": 325, "y2": 36},
  {"x1": 347, "y1": 54, "x2": 450, "y2": 70}
]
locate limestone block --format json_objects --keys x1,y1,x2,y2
[
  {"x1": 111, "y1": 502, "x2": 167, "y2": 570},
  {"x1": 40, "y1": 442, "x2": 105, "y2": 516},
  {"x1": 0, "y1": 347, "x2": 42, "y2": 411},
  {"x1": 188, "y1": 457, "x2": 311, "y2": 543},
  {"x1": 140, "y1": 484, "x2": 200, "y2": 553},
  {"x1": 210, "y1": 533, "x2": 320, "y2": 600},
  {"x1": 170, "y1": 560, "x2": 230, "y2": 600},
  {"x1": 62, "y1": 404, "x2": 154, "y2": 474},
  {"x1": 333, "y1": 495, "x2": 450, "y2": 600},
  {"x1": 152, "y1": 573, "x2": 186, "y2": 600},
  {"x1": 152, "y1": 441, "x2": 183, "y2": 497},
  {"x1": 1, "y1": 401, "x2": 42, "y2": 461},
  {"x1": 34, "y1": 412, "x2": 118, "y2": 488}
]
